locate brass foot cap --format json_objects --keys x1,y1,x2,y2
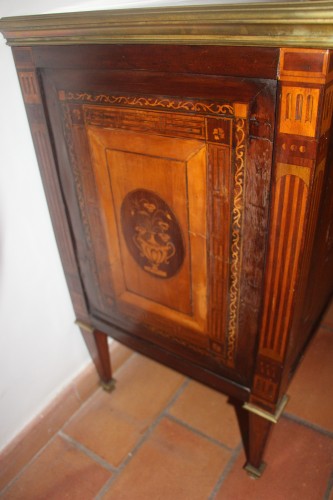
[
  {"x1": 244, "y1": 461, "x2": 266, "y2": 479},
  {"x1": 101, "y1": 378, "x2": 116, "y2": 392}
]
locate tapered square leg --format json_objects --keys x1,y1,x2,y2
[
  {"x1": 76, "y1": 321, "x2": 115, "y2": 391},
  {"x1": 244, "y1": 412, "x2": 272, "y2": 477},
  {"x1": 241, "y1": 395, "x2": 289, "y2": 477}
]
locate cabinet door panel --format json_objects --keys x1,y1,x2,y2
[
  {"x1": 43, "y1": 63, "x2": 275, "y2": 383},
  {"x1": 87, "y1": 123, "x2": 207, "y2": 331}
]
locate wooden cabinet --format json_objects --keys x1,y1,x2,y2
[{"x1": 1, "y1": 2, "x2": 333, "y2": 476}]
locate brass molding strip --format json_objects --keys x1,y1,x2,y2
[
  {"x1": 101, "y1": 379, "x2": 117, "y2": 393},
  {"x1": 244, "y1": 461, "x2": 266, "y2": 479},
  {"x1": 243, "y1": 394, "x2": 289, "y2": 423},
  {"x1": 75, "y1": 320, "x2": 94, "y2": 333},
  {"x1": 1, "y1": 2, "x2": 333, "y2": 47}
]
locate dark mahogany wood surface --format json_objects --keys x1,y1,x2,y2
[
  {"x1": 6, "y1": 31, "x2": 333, "y2": 476},
  {"x1": 32, "y1": 45, "x2": 280, "y2": 80},
  {"x1": 32, "y1": 43, "x2": 277, "y2": 390}
]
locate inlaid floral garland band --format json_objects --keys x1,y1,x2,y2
[{"x1": 60, "y1": 90, "x2": 246, "y2": 366}]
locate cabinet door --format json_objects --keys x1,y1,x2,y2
[{"x1": 40, "y1": 46, "x2": 276, "y2": 385}]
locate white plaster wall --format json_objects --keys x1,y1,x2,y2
[
  {"x1": 0, "y1": 0, "x2": 216, "y2": 454},
  {"x1": 1, "y1": 0, "x2": 259, "y2": 452},
  {"x1": 0, "y1": 2, "x2": 90, "y2": 452}
]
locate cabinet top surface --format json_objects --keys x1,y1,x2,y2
[{"x1": 1, "y1": 1, "x2": 333, "y2": 48}]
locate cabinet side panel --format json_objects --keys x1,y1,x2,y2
[
  {"x1": 280, "y1": 53, "x2": 333, "y2": 391},
  {"x1": 13, "y1": 47, "x2": 90, "y2": 323},
  {"x1": 289, "y1": 106, "x2": 333, "y2": 368},
  {"x1": 252, "y1": 48, "x2": 333, "y2": 411}
]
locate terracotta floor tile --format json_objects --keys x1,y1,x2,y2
[
  {"x1": 2, "y1": 436, "x2": 111, "y2": 500},
  {"x1": 0, "y1": 341, "x2": 133, "y2": 491},
  {"x1": 0, "y1": 384, "x2": 83, "y2": 491},
  {"x1": 73, "y1": 362, "x2": 100, "y2": 403},
  {"x1": 287, "y1": 328, "x2": 333, "y2": 432},
  {"x1": 64, "y1": 354, "x2": 184, "y2": 466},
  {"x1": 168, "y1": 380, "x2": 241, "y2": 449},
  {"x1": 330, "y1": 486, "x2": 333, "y2": 500},
  {"x1": 110, "y1": 340, "x2": 135, "y2": 374},
  {"x1": 104, "y1": 353, "x2": 185, "y2": 423},
  {"x1": 74, "y1": 341, "x2": 134, "y2": 402},
  {"x1": 215, "y1": 418, "x2": 333, "y2": 500},
  {"x1": 104, "y1": 417, "x2": 231, "y2": 500},
  {"x1": 64, "y1": 399, "x2": 143, "y2": 467}
]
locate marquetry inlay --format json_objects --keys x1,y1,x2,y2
[
  {"x1": 226, "y1": 117, "x2": 246, "y2": 366},
  {"x1": 61, "y1": 92, "x2": 235, "y2": 117},
  {"x1": 18, "y1": 71, "x2": 41, "y2": 104},
  {"x1": 3, "y1": 4, "x2": 333, "y2": 477},
  {"x1": 279, "y1": 86, "x2": 320, "y2": 137},
  {"x1": 120, "y1": 189, "x2": 185, "y2": 280}
]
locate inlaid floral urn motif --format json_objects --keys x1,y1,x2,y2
[{"x1": 121, "y1": 189, "x2": 185, "y2": 279}]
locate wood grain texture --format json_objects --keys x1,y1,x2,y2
[
  {"x1": 279, "y1": 48, "x2": 331, "y2": 84},
  {"x1": 15, "y1": 68, "x2": 89, "y2": 323},
  {"x1": 50, "y1": 64, "x2": 274, "y2": 382},
  {"x1": 207, "y1": 144, "x2": 232, "y2": 350},
  {"x1": 7, "y1": 38, "x2": 333, "y2": 476},
  {"x1": 259, "y1": 173, "x2": 309, "y2": 361},
  {"x1": 254, "y1": 49, "x2": 333, "y2": 408},
  {"x1": 33, "y1": 45, "x2": 279, "y2": 79},
  {"x1": 12, "y1": 48, "x2": 117, "y2": 380}
]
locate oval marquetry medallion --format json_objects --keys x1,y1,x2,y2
[{"x1": 121, "y1": 189, "x2": 185, "y2": 279}]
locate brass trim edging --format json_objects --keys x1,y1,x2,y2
[
  {"x1": 75, "y1": 320, "x2": 94, "y2": 333},
  {"x1": 243, "y1": 394, "x2": 289, "y2": 423},
  {"x1": 1, "y1": 2, "x2": 333, "y2": 48},
  {"x1": 244, "y1": 462, "x2": 266, "y2": 479},
  {"x1": 101, "y1": 379, "x2": 116, "y2": 393}
]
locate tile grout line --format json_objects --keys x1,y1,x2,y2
[
  {"x1": 94, "y1": 475, "x2": 118, "y2": 498},
  {"x1": 0, "y1": 433, "x2": 60, "y2": 497},
  {"x1": 3, "y1": 319, "x2": 332, "y2": 498},
  {"x1": 58, "y1": 351, "x2": 137, "y2": 431},
  {"x1": 0, "y1": 350, "x2": 136, "y2": 497},
  {"x1": 165, "y1": 413, "x2": 235, "y2": 452},
  {"x1": 94, "y1": 404, "x2": 332, "y2": 500},
  {"x1": 283, "y1": 413, "x2": 333, "y2": 439},
  {"x1": 320, "y1": 323, "x2": 333, "y2": 332},
  {"x1": 61, "y1": 387, "x2": 102, "y2": 429},
  {"x1": 93, "y1": 416, "x2": 168, "y2": 500},
  {"x1": 0, "y1": 370, "x2": 190, "y2": 499},
  {"x1": 94, "y1": 376, "x2": 244, "y2": 499},
  {"x1": 208, "y1": 443, "x2": 243, "y2": 500},
  {"x1": 162, "y1": 377, "x2": 191, "y2": 411},
  {"x1": 323, "y1": 470, "x2": 333, "y2": 500},
  {"x1": 4, "y1": 336, "x2": 332, "y2": 499},
  {"x1": 93, "y1": 377, "x2": 192, "y2": 499},
  {"x1": 59, "y1": 431, "x2": 117, "y2": 472}
]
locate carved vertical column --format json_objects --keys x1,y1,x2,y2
[{"x1": 244, "y1": 48, "x2": 333, "y2": 474}]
